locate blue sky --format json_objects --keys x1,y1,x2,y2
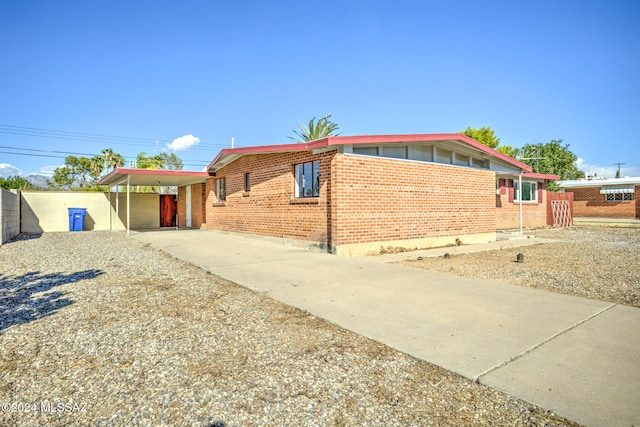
[{"x1": 1, "y1": 0, "x2": 639, "y2": 179}]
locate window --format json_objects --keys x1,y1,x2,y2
[
  {"x1": 381, "y1": 146, "x2": 407, "y2": 159},
  {"x1": 471, "y1": 157, "x2": 487, "y2": 168},
  {"x1": 410, "y1": 145, "x2": 433, "y2": 162},
  {"x1": 436, "y1": 147, "x2": 452, "y2": 164},
  {"x1": 244, "y1": 173, "x2": 250, "y2": 192},
  {"x1": 215, "y1": 178, "x2": 226, "y2": 202},
  {"x1": 294, "y1": 161, "x2": 320, "y2": 198},
  {"x1": 514, "y1": 180, "x2": 537, "y2": 202},
  {"x1": 606, "y1": 193, "x2": 633, "y2": 202},
  {"x1": 454, "y1": 153, "x2": 469, "y2": 166},
  {"x1": 353, "y1": 146, "x2": 378, "y2": 156}
]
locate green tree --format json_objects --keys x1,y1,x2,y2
[
  {"x1": 0, "y1": 176, "x2": 37, "y2": 190},
  {"x1": 136, "y1": 152, "x2": 164, "y2": 169},
  {"x1": 159, "y1": 152, "x2": 184, "y2": 170},
  {"x1": 49, "y1": 155, "x2": 97, "y2": 190},
  {"x1": 131, "y1": 152, "x2": 183, "y2": 193},
  {"x1": 497, "y1": 145, "x2": 521, "y2": 159},
  {"x1": 49, "y1": 148, "x2": 126, "y2": 190},
  {"x1": 289, "y1": 115, "x2": 341, "y2": 143},
  {"x1": 461, "y1": 126, "x2": 501, "y2": 149},
  {"x1": 136, "y1": 151, "x2": 184, "y2": 170},
  {"x1": 518, "y1": 140, "x2": 584, "y2": 190}
]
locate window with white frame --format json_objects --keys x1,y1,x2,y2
[
  {"x1": 606, "y1": 193, "x2": 633, "y2": 202},
  {"x1": 215, "y1": 178, "x2": 226, "y2": 202},
  {"x1": 514, "y1": 180, "x2": 537, "y2": 202},
  {"x1": 294, "y1": 161, "x2": 320, "y2": 198}
]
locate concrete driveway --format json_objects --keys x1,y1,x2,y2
[{"x1": 132, "y1": 229, "x2": 640, "y2": 427}]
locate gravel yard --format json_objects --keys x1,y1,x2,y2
[
  {"x1": 401, "y1": 226, "x2": 640, "y2": 308},
  {"x1": 0, "y1": 232, "x2": 579, "y2": 426}
]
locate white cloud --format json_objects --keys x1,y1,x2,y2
[
  {"x1": 166, "y1": 134, "x2": 200, "y2": 151},
  {"x1": 0, "y1": 163, "x2": 23, "y2": 178},
  {"x1": 38, "y1": 165, "x2": 59, "y2": 177},
  {"x1": 576, "y1": 158, "x2": 639, "y2": 179}
]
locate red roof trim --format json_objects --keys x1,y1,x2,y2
[
  {"x1": 98, "y1": 167, "x2": 210, "y2": 185},
  {"x1": 207, "y1": 133, "x2": 533, "y2": 172},
  {"x1": 206, "y1": 142, "x2": 317, "y2": 171},
  {"x1": 521, "y1": 172, "x2": 561, "y2": 180}
]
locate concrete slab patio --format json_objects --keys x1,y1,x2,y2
[{"x1": 131, "y1": 229, "x2": 640, "y2": 427}]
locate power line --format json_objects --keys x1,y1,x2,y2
[
  {"x1": 0, "y1": 145, "x2": 100, "y2": 157},
  {"x1": 0, "y1": 148, "x2": 209, "y2": 167},
  {"x1": 0, "y1": 124, "x2": 169, "y2": 143},
  {"x1": 0, "y1": 144, "x2": 209, "y2": 163},
  {"x1": 0, "y1": 151, "x2": 68, "y2": 159},
  {"x1": 0, "y1": 124, "x2": 229, "y2": 151}
]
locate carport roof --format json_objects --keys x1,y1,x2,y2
[{"x1": 98, "y1": 168, "x2": 210, "y2": 187}]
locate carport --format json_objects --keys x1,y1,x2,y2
[{"x1": 98, "y1": 168, "x2": 210, "y2": 234}]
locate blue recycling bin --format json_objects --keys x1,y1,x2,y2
[{"x1": 68, "y1": 208, "x2": 87, "y2": 232}]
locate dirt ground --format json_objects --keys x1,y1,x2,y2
[
  {"x1": 401, "y1": 226, "x2": 640, "y2": 308},
  {"x1": 0, "y1": 231, "x2": 581, "y2": 426}
]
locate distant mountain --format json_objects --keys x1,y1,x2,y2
[{"x1": 25, "y1": 174, "x2": 50, "y2": 188}]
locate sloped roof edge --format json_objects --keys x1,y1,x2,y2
[{"x1": 207, "y1": 133, "x2": 533, "y2": 173}]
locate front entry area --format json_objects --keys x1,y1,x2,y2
[{"x1": 160, "y1": 194, "x2": 177, "y2": 227}]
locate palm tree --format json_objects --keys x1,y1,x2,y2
[
  {"x1": 102, "y1": 148, "x2": 125, "y2": 170},
  {"x1": 288, "y1": 114, "x2": 341, "y2": 143},
  {"x1": 94, "y1": 148, "x2": 126, "y2": 175}
]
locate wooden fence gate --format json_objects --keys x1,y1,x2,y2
[{"x1": 547, "y1": 192, "x2": 574, "y2": 227}]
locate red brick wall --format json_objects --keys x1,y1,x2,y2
[
  {"x1": 191, "y1": 183, "x2": 206, "y2": 228},
  {"x1": 204, "y1": 151, "x2": 333, "y2": 247},
  {"x1": 567, "y1": 186, "x2": 639, "y2": 218},
  {"x1": 177, "y1": 183, "x2": 207, "y2": 228},
  {"x1": 329, "y1": 154, "x2": 496, "y2": 246},
  {"x1": 205, "y1": 151, "x2": 502, "y2": 251},
  {"x1": 495, "y1": 179, "x2": 549, "y2": 228},
  {"x1": 177, "y1": 187, "x2": 186, "y2": 226}
]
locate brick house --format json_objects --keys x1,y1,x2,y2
[
  {"x1": 559, "y1": 177, "x2": 640, "y2": 219},
  {"x1": 183, "y1": 134, "x2": 558, "y2": 255}
]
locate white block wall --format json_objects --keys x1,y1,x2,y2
[{"x1": 0, "y1": 189, "x2": 20, "y2": 244}]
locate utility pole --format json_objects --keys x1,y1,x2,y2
[{"x1": 613, "y1": 162, "x2": 625, "y2": 178}]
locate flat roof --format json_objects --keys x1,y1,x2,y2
[
  {"x1": 207, "y1": 133, "x2": 533, "y2": 173},
  {"x1": 559, "y1": 177, "x2": 640, "y2": 188},
  {"x1": 98, "y1": 168, "x2": 210, "y2": 187}
]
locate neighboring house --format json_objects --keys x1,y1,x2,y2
[
  {"x1": 559, "y1": 177, "x2": 640, "y2": 219},
  {"x1": 180, "y1": 134, "x2": 559, "y2": 256}
]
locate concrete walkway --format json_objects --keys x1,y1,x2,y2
[{"x1": 131, "y1": 229, "x2": 640, "y2": 427}]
